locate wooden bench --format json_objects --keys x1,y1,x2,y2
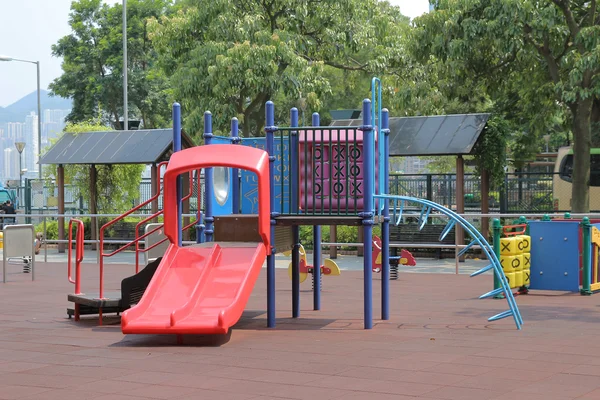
[{"x1": 389, "y1": 223, "x2": 456, "y2": 259}]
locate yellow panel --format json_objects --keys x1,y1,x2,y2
[
  {"x1": 375, "y1": 252, "x2": 382, "y2": 265},
  {"x1": 523, "y1": 252, "x2": 531, "y2": 269},
  {"x1": 514, "y1": 271, "x2": 523, "y2": 287},
  {"x1": 592, "y1": 227, "x2": 600, "y2": 247},
  {"x1": 505, "y1": 272, "x2": 516, "y2": 289},
  {"x1": 590, "y1": 282, "x2": 600, "y2": 292},
  {"x1": 500, "y1": 237, "x2": 518, "y2": 255},
  {"x1": 500, "y1": 255, "x2": 522, "y2": 273},
  {"x1": 523, "y1": 269, "x2": 531, "y2": 286},
  {"x1": 520, "y1": 235, "x2": 531, "y2": 253}
]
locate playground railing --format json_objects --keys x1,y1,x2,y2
[
  {"x1": 67, "y1": 219, "x2": 84, "y2": 295},
  {"x1": 133, "y1": 169, "x2": 201, "y2": 272},
  {"x1": 98, "y1": 164, "x2": 195, "y2": 299}
]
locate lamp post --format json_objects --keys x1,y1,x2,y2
[
  {"x1": 123, "y1": 0, "x2": 128, "y2": 130},
  {"x1": 0, "y1": 55, "x2": 42, "y2": 179},
  {"x1": 15, "y1": 141, "x2": 25, "y2": 186}
]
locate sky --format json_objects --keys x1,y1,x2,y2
[{"x1": 0, "y1": 0, "x2": 430, "y2": 108}]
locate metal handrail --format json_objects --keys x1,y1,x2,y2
[
  {"x1": 98, "y1": 162, "x2": 168, "y2": 299},
  {"x1": 67, "y1": 219, "x2": 84, "y2": 295},
  {"x1": 133, "y1": 169, "x2": 198, "y2": 271}
]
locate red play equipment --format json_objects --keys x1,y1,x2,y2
[
  {"x1": 121, "y1": 144, "x2": 271, "y2": 335},
  {"x1": 372, "y1": 235, "x2": 416, "y2": 273}
]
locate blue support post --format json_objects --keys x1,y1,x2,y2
[
  {"x1": 265, "y1": 101, "x2": 277, "y2": 328},
  {"x1": 203, "y1": 111, "x2": 214, "y2": 242},
  {"x1": 381, "y1": 108, "x2": 390, "y2": 320},
  {"x1": 230, "y1": 117, "x2": 240, "y2": 214},
  {"x1": 311, "y1": 112, "x2": 322, "y2": 311},
  {"x1": 172, "y1": 103, "x2": 183, "y2": 247},
  {"x1": 290, "y1": 107, "x2": 300, "y2": 318},
  {"x1": 361, "y1": 99, "x2": 374, "y2": 329}
]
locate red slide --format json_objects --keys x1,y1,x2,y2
[
  {"x1": 121, "y1": 242, "x2": 266, "y2": 335},
  {"x1": 121, "y1": 144, "x2": 272, "y2": 336}
]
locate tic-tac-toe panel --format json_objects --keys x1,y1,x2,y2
[
  {"x1": 529, "y1": 221, "x2": 580, "y2": 292},
  {"x1": 299, "y1": 128, "x2": 377, "y2": 213}
]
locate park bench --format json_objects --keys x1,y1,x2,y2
[{"x1": 389, "y1": 222, "x2": 456, "y2": 259}]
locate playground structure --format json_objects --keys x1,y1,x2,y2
[
  {"x1": 65, "y1": 77, "x2": 523, "y2": 335},
  {"x1": 493, "y1": 215, "x2": 600, "y2": 295}
]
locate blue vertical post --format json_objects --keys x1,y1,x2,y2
[
  {"x1": 371, "y1": 77, "x2": 383, "y2": 199},
  {"x1": 381, "y1": 108, "x2": 390, "y2": 320},
  {"x1": 361, "y1": 99, "x2": 374, "y2": 329},
  {"x1": 172, "y1": 103, "x2": 183, "y2": 247},
  {"x1": 290, "y1": 107, "x2": 300, "y2": 318},
  {"x1": 230, "y1": 117, "x2": 240, "y2": 214},
  {"x1": 311, "y1": 112, "x2": 322, "y2": 311},
  {"x1": 203, "y1": 111, "x2": 214, "y2": 242},
  {"x1": 265, "y1": 101, "x2": 277, "y2": 328}
]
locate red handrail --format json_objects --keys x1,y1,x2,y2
[
  {"x1": 68, "y1": 219, "x2": 84, "y2": 295},
  {"x1": 134, "y1": 169, "x2": 199, "y2": 271},
  {"x1": 503, "y1": 224, "x2": 527, "y2": 237},
  {"x1": 98, "y1": 161, "x2": 167, "y2": 299},
  {"x1": 98, "y1": 163, "x2": 198, "y2": 299}
]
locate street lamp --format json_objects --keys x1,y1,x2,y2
[
  {"x1": 15, "y1": 141, "x2": 25, "y2": 186},
  {"x1": 0, "y1": 55, "x2": 42, "y2": 179},
  {"x1": 123, "y1": 0, "x2": 128, "y2": 130}
]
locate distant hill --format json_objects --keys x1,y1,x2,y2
[{"x1": 0, "y1": 90, "x2": 72, "y2": 124}]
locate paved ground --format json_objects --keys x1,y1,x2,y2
[
  {"x1": 8, "y1": 246, "x2": 487, "y2": 275},
  {"x1": 1, "y1": 258, "x2": 600, "y2": 400}
]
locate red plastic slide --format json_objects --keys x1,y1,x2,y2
[
  {"x1": 121, "y1": 242, "x2": 266, "y2": 334},
  {"x1": 121, "y1": 144, "x2": 271, "y2": 335}
]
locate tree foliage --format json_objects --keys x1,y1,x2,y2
[
  {"x1": 50, "y1": 0, "x2": 173, "y2": 129},
  {"x1": 148, "y1": 0, "x2": 408, "y2": 137},
  {"x1": 43, "y1": 121, "x2": 145, "y2": 213},
  {"x1": 411, "y1": 0, "x2": 600, "y2": 211}
]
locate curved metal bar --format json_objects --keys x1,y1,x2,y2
[{"x1": 374, "y1": 194, "x2": 523, "y2": 330}]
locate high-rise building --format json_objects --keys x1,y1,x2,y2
[
  {"x1": 6, "y1": 122, "x2": 24, "y2": 140},
  {"x1": 3, "y1": 148, "x2": 19, "y2": 180},
  {"x1": 43, "y1": 109, "x2": 69, "y2": 146}
]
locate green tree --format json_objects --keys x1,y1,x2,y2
[
  {"x1": 43, "y1": 121, "x2": 145, "y2": 213},
  {"x1": 50, "y1": 0, "x2": 173, "y2": 129},
  {"x1": 411, "y1": 0, "x2": 600, "y2": 212},
  {"x1": 148, "y1": 0, "x2": 408, "y2": 137}
]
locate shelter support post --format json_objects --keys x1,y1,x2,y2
[
  {"x1": 90, "y1": 164, "x2": 97, "y2": 251},
  {"x1": 481, "y1": 167, "x2": 490, "y2": 245},
  {"x1": 455, "y1": 156, "x2": 465, "y2": 262},
  {"x1": 151, "y1": 163, "x2": 158, "y2": 220},
  {"x1": 58, "y1": 164, "x2": 65, "y2": 253}
]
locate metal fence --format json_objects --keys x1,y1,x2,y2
[
  {"x1": 389, "y1": 172, "x2": 580, "y2": 213},
  {"x1": 8, "y1": 171, "x2": 595, "y2": 217}
]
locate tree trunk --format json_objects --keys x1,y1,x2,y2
[{"x1": 571, "y1": 98, "x2": 594, "y2": 213}]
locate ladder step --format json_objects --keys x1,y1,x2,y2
[
  {"x1": 395, "y1": 200, "x2": 405, "y2": 225},
  {"x1": 488, "y1": 309, "x2": 514, "y2": 322},
  {"x1": 458, "y1": 239, "x2": 477, "y2": 257},
  {"x1": 470, "y1": 263, "x2": 494, "y2": 277},
  {"x1": 479, "y1": 287, "x2": 504, "y2": 299}
]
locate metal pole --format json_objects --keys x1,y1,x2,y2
[
  {"x1": 265, "y1": 101, "x2": 276, "y2": 328},
  {"x1": 362, "y1": 98, "x2": 374, "y2": 330},
  {"x1": 36, "y1": 61, "x2": 42, "y2": 179},
  {"x1": 582, "y1": 217, "x2": 592, "y2": 295},
  {"x1": 173, "y1": 103, "x2": 182, "y2": 246},
  {"x1": 381, "y1": 108, "x2": 390, "y2": 320},
  {"x1": 311, "y1": 112, "x2": 321, "y2": 311},
  {"x1": 290, "y1": 107, "x2": 300, "y2": 318},
  {"x1": 203, "y1": 111, "x2": 214, "y2": 242},
  {"x1": 122, "y1": 0, "x2": 128, "y2": 130}
]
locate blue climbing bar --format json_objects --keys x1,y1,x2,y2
[
  {"x1": 381, "y1": 108, "x2": 390, "y2": 320},
  {"x1": 362, "y1": 99, "x2": 374, "y2": 329}
]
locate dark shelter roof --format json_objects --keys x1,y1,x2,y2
[
  {"x1": 40, "y1": 128, "x2": 195, "y2": 165},
  {"x1": 331, "y1": 113, "x2": 490, "y2": 156}
]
